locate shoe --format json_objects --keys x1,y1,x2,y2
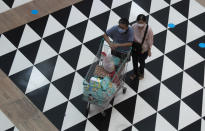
[
  {"x1": 130, "y1": 74, "x2": 137, "y2": 80},
  {"x1": 138, "y1": 73, "x2": 144, "y2": 80}
]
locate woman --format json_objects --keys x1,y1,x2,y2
[{"x1": 130, "y1": 14, "x2": 153, "y2": 80}]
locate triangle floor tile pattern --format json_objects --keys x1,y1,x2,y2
[{"x1": 0, "y1": 0, "x2": 205, "y2": 130}]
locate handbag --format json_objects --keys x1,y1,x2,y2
[{"x1": 132, "y1": 25, "x2": 149, "y2": 53}]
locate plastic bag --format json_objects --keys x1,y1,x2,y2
[
  {"x1": 102, "y1": 54, "x2": 115, "y2": 73},
  {"x1": 112, "y1": 56, "x2": 121, "y2": 66},
  {"x1": 109, "y1": 71, "x2": 120, "y2": 86}
]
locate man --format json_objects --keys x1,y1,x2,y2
[
  {"x1": 103, "y1": 18, "x2": 134, "y2": 60},
  {"x1": 102, "y1": 18, "x2": 134, "y2": 82}
]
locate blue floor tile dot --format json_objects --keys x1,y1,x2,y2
[
  {"x1": 199, "y1": 43, "x2": 205, "y2": 48},
  {"x1": 31, "y1": 10, "x2": 38, "y2": 14},
  {"x1": 168, "y1": 23, "x2": 175, "y2": 28}
]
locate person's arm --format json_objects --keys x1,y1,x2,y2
[
  {"x1": 103, "y1": 26, "x2": 116, "y2": 48},
  {"x1": 117, "y1": 42, "x2": 133, "y2": 47},
  {"x1": 148, "y1": 28, "x2": 153, "y2": 50},
  {"x1": 148, "y1": 28, "x2": 154, "y2": 56},
  {"x1": 103, "y1": 33, "x2": 112, "y2": 46}
]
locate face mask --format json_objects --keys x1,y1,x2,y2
[
  {"x1": 138, "y1": 24, "x2": 145, "y2": 27},
  {"x1": 118, "y1": 27, "x2": 126, "y2": 34}
]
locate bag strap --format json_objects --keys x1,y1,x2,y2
[{"x1": 141, "y1": 25, "x2": 149, "y2": 46}]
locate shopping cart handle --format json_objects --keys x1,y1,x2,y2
[{"x1": 103, "y1": 44, "x2": 132, "y2": 52}]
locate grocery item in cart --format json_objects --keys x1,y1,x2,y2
[
  {"x1": 112, "y1": 56, "x2": 121, "y2": 66},
  {"x1": 90, "y1": 77, "x2": 101, "y2": 88},
  {"x1": 94, "y1": 65, "x2": 120, "y2": 86},
  {"x1": 101, "y1": 76, "x2": 115, "y2": 96},
  {"x1": 101, "y1": 76, "x2": 111, "y2": 90},
  {"x1": 109, "y1": 71, "x2": 120, "y2": 86},
  {"x1": 102, "y1": 54, "x2": 115, "y2": 73},
  {"x1": 94, "y1": 65, "x2": 110, "y2": 78},
  {"x1": 101, "y1": 51, "x2": 121, "y2": 66},
  {"x1": 83, "y1": 77, "x2": 116, "y2": 105}
]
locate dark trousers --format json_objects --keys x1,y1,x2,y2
[{"x1": 132, "y1": 51, "x2": 148, "y2": 76}]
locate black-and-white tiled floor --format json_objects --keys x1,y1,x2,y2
[
  {"x1": 0, "y1": 110, "x2": 19, "y2": 131},
  {"x1": 0, "y1": 0, "x2": 32, "y2": 13},
  {"x1": 0, "y1": 0, "x2": 205, "y2": 130}
]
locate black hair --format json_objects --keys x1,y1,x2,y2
[
  {"x1": 119, "y1": 18, "x2": 129, "y2": 26},
  {"x1": 136, "y1": 14, "x2": 146, "y2": 22}
]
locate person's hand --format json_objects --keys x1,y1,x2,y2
[
  {"x1": 110, "y1": 43, "x2": 119, "y2": 50},
  {"x1": 109, "y1": 43, "x2": 115, "y2": 50},
  {"x1": 113, "y1": 44, "x2": 119, "y2": 48},
  {"x1": 148, "y1": 50, "x2": 151, "y2": 57}
]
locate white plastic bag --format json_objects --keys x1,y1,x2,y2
[{"x1": 102, "y1": 54, "x2": 115, "y2": 73}]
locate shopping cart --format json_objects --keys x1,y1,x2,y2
[{"x1": 82, "y1": 38, "x2": 131, "y2": 116}]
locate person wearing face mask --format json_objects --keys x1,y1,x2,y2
[
  {"x1": 103, "y1": 18, "x2": 134, "y2": 61},
  {"x1": 130, "y1": 14, "x2": 153, "y2": 80}
]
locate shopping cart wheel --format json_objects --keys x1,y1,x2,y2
[
  {"x1": 101, "y1": 111, "x2": 106, "y2": 117},
  {"x1": 123, "y1": 88, "x2": 127, "y2": 94},
  {"x1": 86, "y1": 103, "x2": 90, "y2": 114}
]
